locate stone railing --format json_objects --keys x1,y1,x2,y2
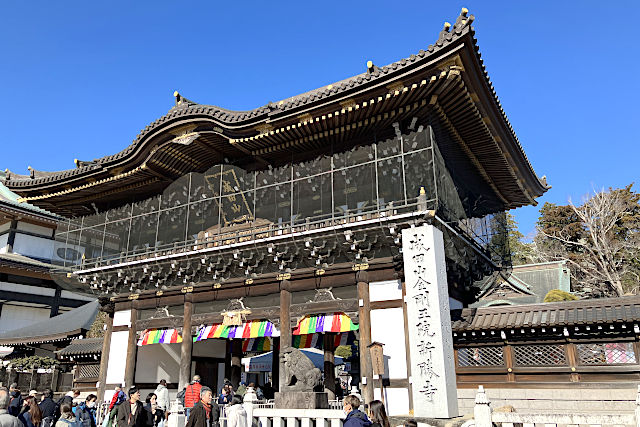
[
  {"x1": 244, "y1": 389, "x2": 344, "y2": 427},
  {"x1": 465, "y1": 385, "x2": 640, "y2": 427}
]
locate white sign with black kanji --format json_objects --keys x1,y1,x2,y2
[{"x1": 402, "y1": 224, "x2": 458, "y2": 418}]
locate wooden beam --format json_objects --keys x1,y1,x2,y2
[
  {"x1": 279, "y1": 283, "x2": 291, "y2": 393},
  {"x1": 179, "y1": 295, "x2": 194, "y2": 390},
  {"x1": 357, "y1": 274, "x2": 374, "y2": 405},
  {"x1": 124, "y1": 305, "x2": 137, "y2": 389},
  {"x1": 97, "y1": 311, "x2": 114, "y2": 402},
  {"x1": 323, "y1": 333, "x2": 337, "y2": 399}
]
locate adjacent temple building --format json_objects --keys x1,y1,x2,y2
[{"x1": 2, "y1": 9, "x2": 551, "y2": 417}]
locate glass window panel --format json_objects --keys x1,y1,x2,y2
[
  {"x1": 377, "y1": 155, "x2": 405, "y2": 207},
  {"x1": 191, "y1": 166, "x2": 221, "y2": 200},
  {"x1": 82, "y1": 212, "x2": 107, "y2": 228},
  {"x1": 60, "y1": 228, "x2": 84, "y2": 267},
  {"x1": 255, "y1": 184, "x2": 291, "y2": 227},
  {"x1": 81, "y1": 226, "x2": 105, "y2": 260},
  {"x1": 128, "y1": 212, "x2": 158, "y2": 255},
  {"x1": 293, "y1": 156, "x2": 331, "y2": 179},
  {"x1": 376, "y1": 136, "x2": 401, "y2": 159},
  {"x1": 133, "y1": 196, "x2": 160, "y2": 217},
  {"x1": 161, "y1": 174, "x2": 191, "y2": 209},
  {"x1": 404, "y1": 149, "x2": 435, "y2": 201},
  {"x1": 257, "y1": 165, "x2": 291, "y2": 187},
  {"x1": 156, "y1": 207, "x2": 188, "y2": 247},
  {"x1": 222, "y1": 165, "x2": 253, "y2": 195},
  {"x1": 292, "y1": 174, "x2": 331, "y2": 224},
  {"x1": 403, "y1": 130, "x2": 431, "y2": 152},
  {"x1": 106, "y1": 204, "x2": 132, "y2": 222},
  {"x1": 52, "y1": 220, "x2": 70, "y2": 266},
  {"x1": 220, "y1": 190, "x2": 255, "y2": 226},
  {"x1": 102, "y1": 219, "x2": 131, "y2": 261},
  {"x1": 333, "y1": 163, "x2": 376, "y2": 216},
  {"x1": 187, "y1": 199, "x2": 220, "y2": 240},
  {"x1": 333, "y1": 144, "x2": 374, "y2": 169}
]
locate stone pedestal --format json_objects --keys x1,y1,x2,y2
[{"x1": 275, "y1": 392, "x2": 329, "y2": 409}]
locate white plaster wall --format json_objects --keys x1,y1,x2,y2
[
  {"x1": 0, "y1": 235, "x2": 8, "y2": 252},
  {"x1": 374, "y1": 387, "x2": 410, "y2": 416},
  {"x1": 192, "y1": 338, "x2": 226, "y2": 358},
  {"x1": 0, "y1": 305, "x2": 50, "y2": 332},
  {"x1": 113, "y1": 310, "x2": 131, "y2": 327},
  {"x1": 12, "y1": 234, "x2": 55, "y2": 260},
  {"x1": 16, "y1": 222, "x2": 54, "y2": 237},
  {"x1": 106, "y1": 330, "x2": 129, "y2": 385},
  {"x1": 135, "y1": 342, "x2": 181, "y2": 385},
  {"x1": 369, "y1": 280, "x2": 403, "y2": 302},
  {"x1": 0, "y1": 282, "x2": 55, "y2": 297},
  {"x1": 370, "y1": 307, "x2": 407, "y2": 379}
]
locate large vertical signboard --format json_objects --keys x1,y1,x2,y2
[{"x1": 402, "y1": 224, "x2": 458, "y2": 418}]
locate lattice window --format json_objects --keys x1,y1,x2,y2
[
  {"x1": 457, "y1": 346, "x2": 504, "y2": 367},
  {"x1": 577, "y1": 342, "x2": 637, "y2": 365},
  {"x1": 513, "y1": 344, "x2": 566, "y2": 366},
  {"x1": 78, "y1": 364, "x2": 100, "y2": 379}
]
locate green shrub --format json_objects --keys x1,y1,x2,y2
[{"x1": 544, "y1": 289, "x2": 579, "y2": 303}]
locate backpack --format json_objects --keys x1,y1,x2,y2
[
  {"x1": 58, "y1": 418, "x2": 83, "y2": 427},
  {"x1": 176, "y1": 388, "x2": 186, "y2": 407}
]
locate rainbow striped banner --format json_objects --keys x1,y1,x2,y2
[
  {"x1": 242, "y1": 337, "x2": 272, "y2": 352},
  {"x1": 293, "y1": 331, "x2": 356, "y2": 349},
  {"x1": 194, "y1": 320, "x2": 279, "y2": 342},
  {"x1": 137, "y1": 328, "x2": 183, "y2": 346},
  {"x1": 293, "y1": 312, "x2": 358, "y2": 335}
]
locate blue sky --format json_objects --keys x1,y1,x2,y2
[{"x1": 1, "y1": 1, "x2": 638, "y2": 237}]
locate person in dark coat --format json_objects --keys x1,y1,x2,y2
[
  {"x1": 38, "y1": 390, "x2": 57, "y2": 421},
  {"x1": 116, "y1": 388, "x2": 151, "y2": 427},
  {"x1": 342, "y1": 395, "x2": 371, "y2": 427},
  {"x1": 185, "y1": 387, "x2": 218, "y2": 427},
  {"x1": 8, "y1": 384, "x2": 23, "y2": 417},
  {"x1": 75, "y1": 394, "x2": 97, "y2": 427},
  {"x1": 142, "y1": 394, "x2": 163, "y2": 427}
]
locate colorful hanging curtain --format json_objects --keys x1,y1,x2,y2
[
  {"x1": 293, "y1": 331, "x2": 356, "y2": 349},
  {"x1": 243, "y1": 337, "x2": 272, "y2": 352},
  {"x1": 293, "y1": 312, "x2": 358, "y2": 335},
  {"x1": 194, "y1": 320, "x2": 279, "y2": 342},
  {"x1": 137, "y1": 328, "x2": 183, "y2": 346}
]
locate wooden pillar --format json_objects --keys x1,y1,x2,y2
[
  {"x1": 224, "y1": 340, "x2": 232, "y2": 382},
  {"x1": 179, "y1": 295, "x2": 194, "y2": 390},
  {"x1": 5, "y1": 219, "x2": 17, "y2": 253},
  {"x1": 279, "y1": 284, "x2": 291, "y2": 392},
  {"x1": 566, "y1": 343, "x2": 580, "y2": 382},
  {"x1": 504, "y1": 344, "x2": 515, "y2": 382},
  {"x1": 50, "y1": 287, "x2": 62, "y2": 317},
  {"x1": 97, "y1": 308, "x2": 114, "y2": 403},
  {"x1": 357, "y1": 273, "x2": 374, "y2": 405},
  {"x1": 272, "y1": 336, "x2": 280, "y2": 391},
  {"x1": 124, "y1": 305, "x2": 137, "y2": 389},
  {"x1": 230, "y1": 339, "x2": 243, "y2": 389},
  {"x1": 323, "y1": 333, "x2": 337, "y2": 399}
]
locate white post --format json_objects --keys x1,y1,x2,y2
[
  {"x1": 244, "y1": 387, "x2": 257, "y2": 427},
  {"x1": 473, "y1": 386, "x2": 492, "y2": 427},
  {"x1": 635, "y1": 384, "x2": 640, "y2": 427},
  {"x1": 402, "y1": 224, "x2": 458, "y2": 417}
]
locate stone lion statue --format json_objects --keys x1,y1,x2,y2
[{"x1": 280, "y1": 346, "x2": 322, "y2": 392}]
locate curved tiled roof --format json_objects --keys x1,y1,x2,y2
[
  {"x1": 3, "y1": 8, "x2": 544, "y2": 193},
  {"x1": 57, "y1": 337, "x2": 103, "y2": 357},
  {"x1": 451, "y1": 296, "x2": 640, "y2": 332}
]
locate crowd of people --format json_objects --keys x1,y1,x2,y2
[{"x1": 0, "y1": 379, "x2": 414, "y2": 427}]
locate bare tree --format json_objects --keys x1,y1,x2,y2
[{"x1": 535, "y1": 186, "x2": 640, "y2": 297}]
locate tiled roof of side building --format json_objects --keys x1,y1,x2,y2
[
  {"x1": 0, "y1": 173, "x2": 62, "y2": 220},
  {"x1": 452, "y1": 295, "x2": 640, "y2": 332},
  {"x1": 57, "y1": 337, "x2": 104, "y2": 356},
  {"x1": 2, "y1": 8, "x2": 546, "y2": 199}
]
